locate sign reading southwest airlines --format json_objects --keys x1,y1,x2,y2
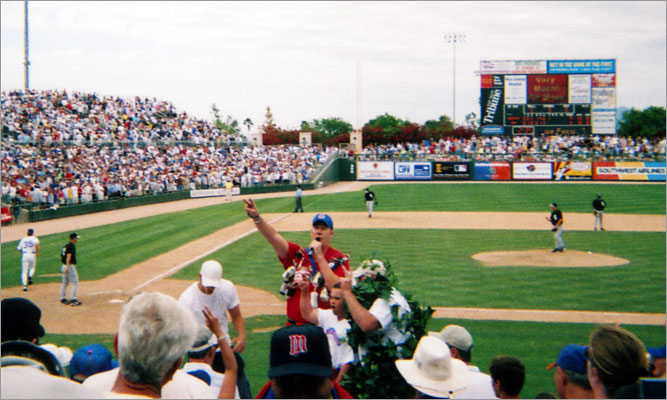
[
  {"x1": 593, "y1": 162, "x2": 666, "y2": 181},
  {"x1": 395, "y1": 162, "x2": 432, "y2": 180},
  {"x1": 357, "y1": 161, "x2": 394, "y2": 180}
]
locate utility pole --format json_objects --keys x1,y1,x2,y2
[
  {"x1": 24, "y1": 0, "x2": 30, "y2": 90},
  {"x1": 444, "y1": 33, "x2": 465, "y2": 127}
]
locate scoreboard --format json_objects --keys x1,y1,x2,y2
[{"x1": 479, "y1": 59, "x2": 616, "y2": 136}]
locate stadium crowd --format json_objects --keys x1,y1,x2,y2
[
  {"x1": 358, "y1": 134, "x2": 667, "y2": 162},
  {"x1": 2, "y1": 89, "x2": 665, "y2": 211}
]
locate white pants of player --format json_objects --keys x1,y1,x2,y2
[
  {"x1": 21, "y1": 253, "x2": 36, "y2": 287},
  {"x1": 60, "y1": 264, "x2": 79, "y2": 300},
  {"x1": 553, "y1": 226, "x2": 565, "y2": 250},
  {"x1": 366, "y1": 200, "x2": 374, "y2": 216},
  {"x1": 226, "y1": 189, "x2": 232, "y2": 202},
  {"x1": 594, "y1": 211, "x2": 604, "y2": 230}
]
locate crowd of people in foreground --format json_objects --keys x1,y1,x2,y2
[{"x1": 3, "y1": 204, "x2": 665, "y2": 399}]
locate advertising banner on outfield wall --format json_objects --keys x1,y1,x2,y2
[
  {"x1": 432, "y1": 162, "x2": 471, "y2": 180},
  {"x1": 473, "y1": 162, "x2": 511, "y2": 181},
  {"x1": 593, "y1": 162, "x2": 666, "y2": 181},
  {"x1": 553, "y1": 162, "x2": 592, "y2": 180},
  {"x1": 357, "y1": 161, "x2": 395, "y2": 180},
  {"x1": 512, "y1": 162, "x2": 553, "y2": 180},
  {"x1": 190, "y1": 187, "x2": 241, "y2": 198},
  {"x1": 395, "y1": 162, "x2": 432, "y2": 180}
]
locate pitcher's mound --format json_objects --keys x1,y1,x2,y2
[{"x1": 472, "y1": 249, "x2": 629, "y2": 268}]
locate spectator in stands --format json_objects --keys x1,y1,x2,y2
[
  {"x1": 546, "y1": 344, "x2": 594, "y2": 399},
  {"x1": 395, "y1": 335, "x2": 471, "y2": 398},
  {"x1": 648, "y1": 344, "x2": 666, "y2": 378},
  {"x1": 69, "y1": 343, "x2": 119, "y2": 383},
  {"x1": 1, "y1": 297, "x2": 45, "y2": 344},
  {"x1": 428, "y1": 324, "x2": 497, "y2": 398},
  {"x1": 489, "y1": 355, "x2": 525, "y2": 399},
  {"x1": 107, "y1": 292, "x2": 201, "y2": 398},
  {"x1": 586, "y1": 325, "x2": 649, "y2": 398},
  {"x1": 255, "y1": 324, "x2": 352, "y2": 399}
]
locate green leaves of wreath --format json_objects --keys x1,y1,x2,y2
[{"x1": 342, "y1": 260, "x2": 434, "y2": 399}]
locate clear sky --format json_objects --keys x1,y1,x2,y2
[{"x1": 1, "y1": 1, "x2": 665, "y2": 133}]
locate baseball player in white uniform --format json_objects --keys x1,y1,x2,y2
[{"x1": 17, "y1": 228, "x2": 40, "y2": 291}]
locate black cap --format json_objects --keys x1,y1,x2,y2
[
  {"x1": 70, "y1": 233, "x2": 80, "y2": 240},
  {"x1": 268, "y1": 324, "x2": 332, "y2": 379},
  {"x1": 27, "y1": 228, "x2": 34, "y2": 235},
  {"x1": 1, "y1": 298, "x2": 45, "y2": 342}
]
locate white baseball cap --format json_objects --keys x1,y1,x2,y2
[
  {"x1": 200, "y1": 260, "x2": 223, "y2": 288},
  {"x1": 395, "y1": 336, "x2": 470, "y2": 398}
]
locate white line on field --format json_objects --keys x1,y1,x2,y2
[{"x1": 129, "y1": 213, "x2": 293, "y2": 294}]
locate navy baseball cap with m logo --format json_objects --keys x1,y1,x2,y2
[{"x1": 268, "y1": 324, "x2": 332, "y2": 378}]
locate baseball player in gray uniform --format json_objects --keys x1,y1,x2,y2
[
  {"x1": 17, "y1": 228, "x2": 40, "y2": 291},
  {"x1": 60, "y1": 232, "x2": 82, "y2": 306},
  {"x1": 546, "y1": 203, "x2": 565, "y2": 252},
  {"x1": 364, "y1": 188, "x2": 377, "y2": 218},
  {"x1": 593, "y1": 194, "x2": 606, "y2": 231}
]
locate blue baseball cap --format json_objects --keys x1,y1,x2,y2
[
  {"x1": 312, "y1": 214, "x2": 333, "y2": 229},
  {"x1": 268, "y1": 324, "x2": 332, "y2": 379},
  {"x1": 547, "y1": 344, "x2": 588, "y2": 374},
  {"x1": 69, "y1": 344, "x2": 119, "y2": 382},
  {"x1": 648, "y1": 345, "x2": 666, "y2": 359}
]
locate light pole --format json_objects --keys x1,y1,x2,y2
[
  {"x1": 24, "y1": 0, "x2": 30, "y2": 90},
  {"x1": 444, "y1": 33, "x2": 465, "y2": 127}
]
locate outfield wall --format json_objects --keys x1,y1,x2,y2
[{"x1": 357, "y1": 161, "x2": 666, "y2": 181}]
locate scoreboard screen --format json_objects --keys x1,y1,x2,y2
[{"x1": 480, "y1": 59, "x2": 616, "y2": 136}]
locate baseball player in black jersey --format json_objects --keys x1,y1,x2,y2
[
  {"x1": 593, "y1": 194, "x2": 606, "y2": 231},
  {"x1": 60, "y1": 233, "x2": 82, "y2": 306},
  {"x1": 546, "y1": 203, "x2": 565, "y2": 252},
  {"x1": 364, "y1": 188, "x2": 377, "y2": 218}
]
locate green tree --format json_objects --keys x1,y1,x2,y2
[
  {"x1": 306, "y1": 117, "x2": 353, "y2": 138},
  {"x1": 261, "y1": 107, "x2": 276, "y2": 134},
  {"x1": 617, "y1": 106, "x2": 666, "y2": 138},
  {"x1": 210, "y1": 103, "x2": 240, "y2": 135},
  {"x1": 243, "y1": 118, "x2": 253, "y2": 133},
  {"x1": 464, "y1": 112, "x2": 479, "y2": 130}
]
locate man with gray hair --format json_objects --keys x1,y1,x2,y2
[
  {"x1": 107, "y1": 292, "x2": 199, "y2": 398},
  {"x1": 546, "y1": 344, "x2": 594, "y2": 399}
]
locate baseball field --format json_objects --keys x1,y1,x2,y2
[{"x1": 1, "y1": 181, "x2": 665, "y2": 397}]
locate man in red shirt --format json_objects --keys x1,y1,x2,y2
[{"x1": 243, "y1": 199, "x2": 349, "y2": 325}]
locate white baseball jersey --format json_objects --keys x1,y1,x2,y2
[
  {"x1": 17, "y1": 236, "x2": 40, "y2": 255},
  {"x1": 178, "y1": 281, "x2": 240, "y2": 336}
]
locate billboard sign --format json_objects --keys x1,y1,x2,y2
[
  {"x1": 512, "y1": 162, "x2": 553, "y2": 180},
  {"x1": 504, "y1": 75, "x2": 527, "y2": 104},
  {"x1": 481, "y1": 88, "x2": 505, "y2": 126},
  {"x1": 432, "y1": 162, "x2": 471, "y2": 180},
  {"x1": 547, "y1": 59, "x2": 616, "y2": 74},
  {"x1": 527, "y1": 74, "x2": 568, "y2": 104},
  {"x1": 593, "y1": 162, "x2": 666, "y2": 181},
  {"x1": 473, "y1": 162, "x2": 511, "y2": 180},
  {"x1": 395, "y1": 162, "x2": 432, "y2": 180},
  {"x1": 190, "y1": 187, "x2": 241, "y2": 198},
  {"x1": 568, "y1": 74, "x2": 591, "y2": 103},
  {"x1": 480, "y1": 60, "x2": 548, "y2": 75},
  {"x1": 553, "y1": 162, "x2": 592, "y2": 180},
  {"x1": 357, "y1": 161, "x2": 394, "y2": 180}
]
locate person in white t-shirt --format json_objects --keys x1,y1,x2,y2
[
  {"x1": 178, "y1": 260, "x2": 250, "y2": 398},
  {"x1": 17, "y1": 228, "x2": 40, "y2": 291},
  {"x1": 337, "y1": 260, "x2": 412, "y2": 358},
  {"x1": 298, "y1": 280, "x2": 354, "y2": 383},
  {"x1": 429, "y1": 324, "x2": 498, "y2": 399}
]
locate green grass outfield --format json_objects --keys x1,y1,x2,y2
[{"x1": 3, "y1": 182, "x2": 665, "y2": 398}]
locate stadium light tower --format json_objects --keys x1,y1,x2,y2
[
  {"x1": 24, "y1": 0, "x2": 30, "y2": 90},
  {"x1": 444, "y1": 33, "x2": 465, "y2": 127}
]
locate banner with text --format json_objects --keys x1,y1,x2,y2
[
  {"x1": 357, "y1": 161, "x2": 395, "y2": 180},
  {"x1": 593, "y1": 162, "x2": 666, "y2": 181},
  {"x1": 190, "y1": 187, "x2": 241, "y2": 198},
  {"x1": 512, "y1": 162, "x2": 553, "y2": 180},
  {"x1": 432, "y1": 162, "x2": 471, "y2": 180},
  {"x1": 474, "y1": 162, "x2": 511, "y2": 180},
  {"x1": 553, "y1": 162, "x2": 592, "y2": 180},
  {"x1": 394, "y1": 162, "x2": 433, "y2": 180}
]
